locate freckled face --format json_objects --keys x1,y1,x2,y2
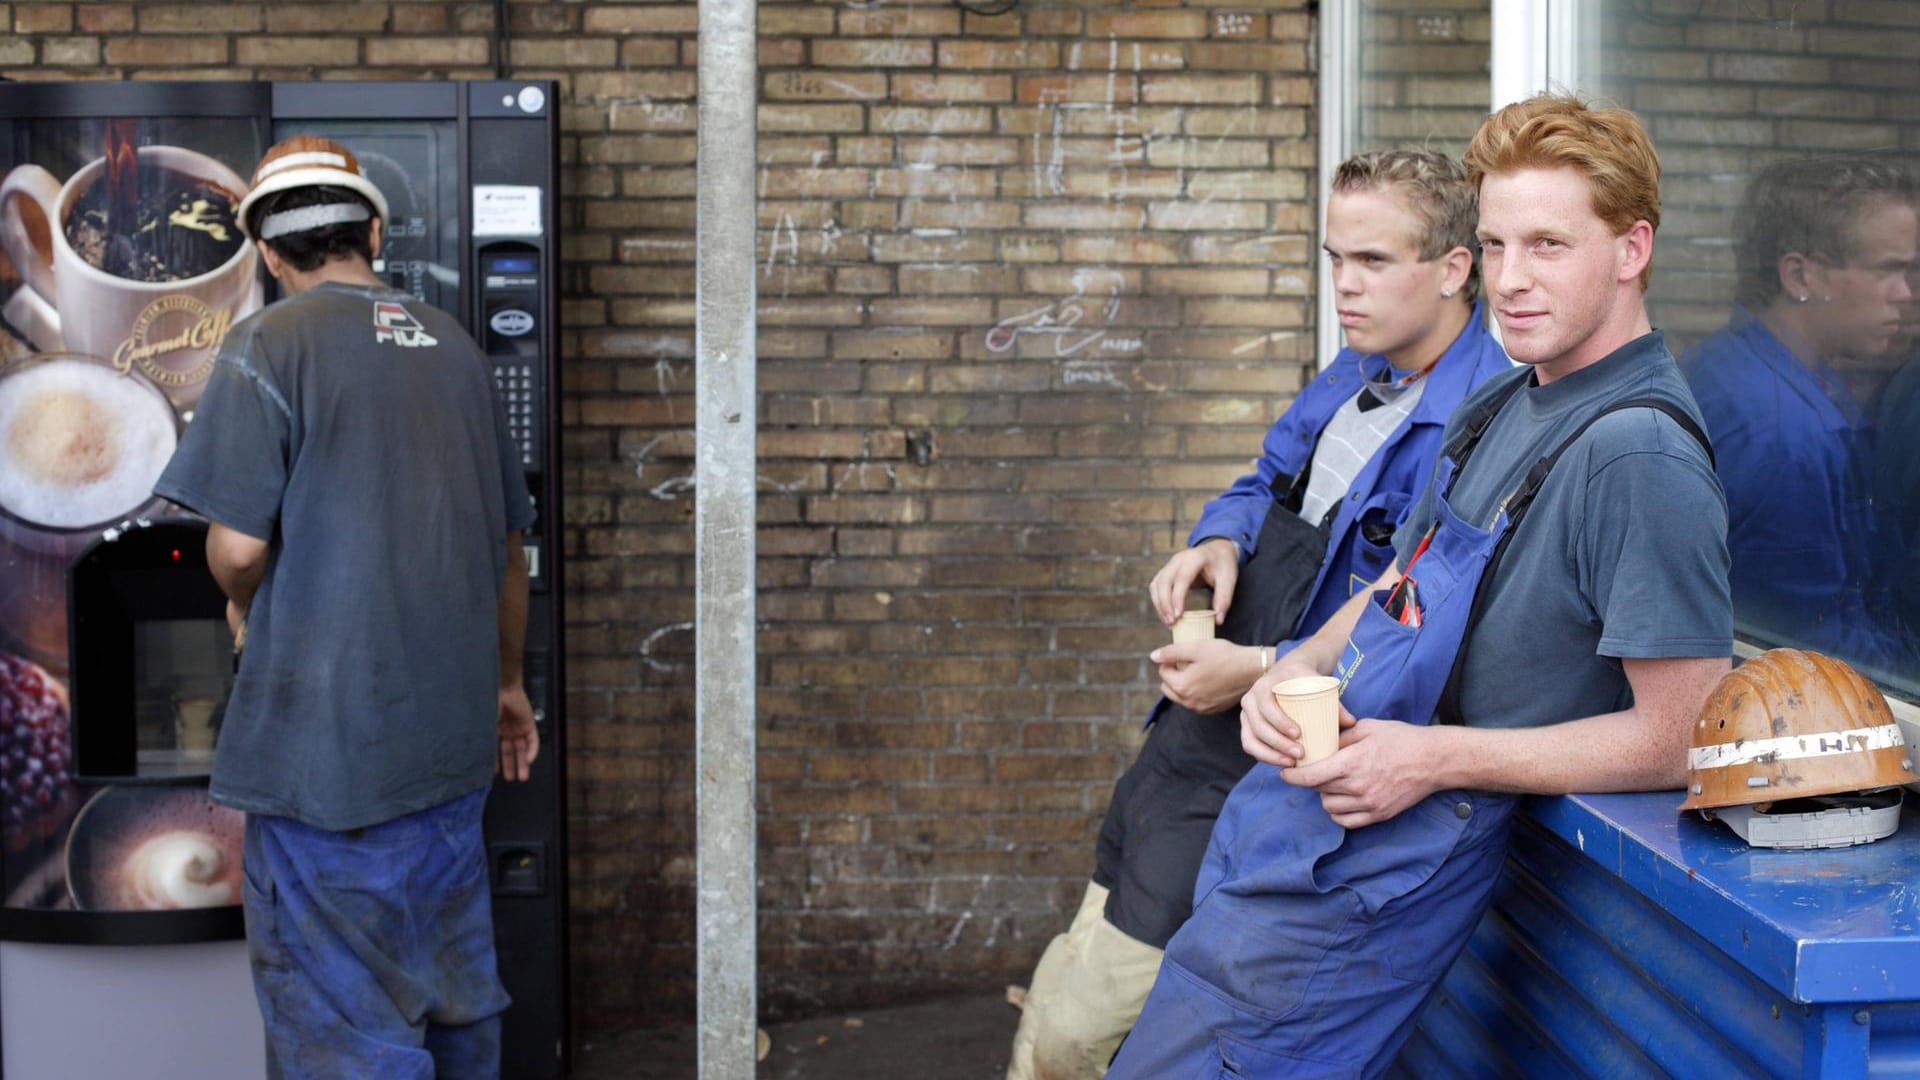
[{"x1": 1478, "y1": 166, "x2": 1642, "y2": 378}]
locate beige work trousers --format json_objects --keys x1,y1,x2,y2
[{"x1": 1006, "y1": 881, "x2": 1166, "y2": 1080}]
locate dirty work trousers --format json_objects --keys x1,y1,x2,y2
[
  {"x1": 241, "y1": 787, "x2": 512, "y2": 1079},
  {"x1": 1006, "y1": 882, "x2": 1166, "y2": 1080}
]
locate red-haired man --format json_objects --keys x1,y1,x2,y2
[{"x1": 1109, "y1": 94, "x2": 1733, "y2": 1079}]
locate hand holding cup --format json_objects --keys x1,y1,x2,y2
[
  {"x1": 1240, "y1": 654, "x2": 1354, "y2": 768},
  {"x1": 1272, "y1": 676, "x2": 1341, "y2": 766}
]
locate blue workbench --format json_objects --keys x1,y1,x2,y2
[{"x1": 1395, "y1": 792, "x2": 1920, "y2": 1079}]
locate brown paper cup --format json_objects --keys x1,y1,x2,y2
[
  {"x1": 1171, "y1": 609, "x2": 1215, "y2": 644},
  {"x1": 1273, "y1": 675, "x2": 1340, "y2": 766}
]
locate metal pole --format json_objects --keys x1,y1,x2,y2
[{"x1": 695, "y1": 0, "x2": 758, "y2": 1074}]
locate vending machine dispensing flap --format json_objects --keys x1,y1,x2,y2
[{"x1": 66, "y1": 517, "x2": 233, "y2": 784}]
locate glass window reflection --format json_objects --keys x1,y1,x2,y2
[
  {"x1": 1681, "y1": 160, "x2": 1916, "y2": 681},
  {"x1": 1576, "y1": 4, "x2": 1920, "y2": 697}
]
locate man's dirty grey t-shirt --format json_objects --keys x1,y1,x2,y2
[{"x1": 156, "y1": 282, "x2": 534, "y2": 831}]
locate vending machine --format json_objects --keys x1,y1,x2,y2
[{"x1": 0, "y1": 81, "x2": 566, "y2": 1078}]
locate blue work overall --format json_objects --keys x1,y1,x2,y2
[{"x1": 1107, "y1": 386, "x2": 1711, "y2": 1079}]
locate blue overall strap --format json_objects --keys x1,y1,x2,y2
[
  {"x1": 1199, "y1": 399, "x2": 1336, "y2": 649},
  {"x1": 1267, "y1": 421, "x2": 1319, "y2": 518},
  {"x1": 1433, "y1": 397, "x2": 1713, "y2": 726},
  {"x1": 1439, "y1": 373, "x2": 1531, "y2": 482}
]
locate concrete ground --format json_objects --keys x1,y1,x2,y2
[{"x1": 572, "y1": 990, "x2": 1019, "y2": 1079}]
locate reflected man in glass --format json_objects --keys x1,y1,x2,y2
[
  {"x1": 1873, "y1": 271, "x2": 1920, "y2": 686},
  {"x1": 1682, "y1": 157, "x2": 1917, "y2": 677}
]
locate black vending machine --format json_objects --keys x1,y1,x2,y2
[{"x1": 0, "y1": 81, "x2": 567, "y2": 1078}]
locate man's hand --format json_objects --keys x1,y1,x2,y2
[
  {"x1": 1152, "y1": 639, "x2": 1264, "y2": 714},
  {"x1": 1282, "y1": 719, "x2": 1442, "y2": 828},
  {"x1": 1148, "y1": 537, "x2": 1240, "y2": 626},
  {"x1": 1239, "y1": 652, "x2": 1356, "y2": 767},
  {"x1": 497, "y1": 684, "x2": 540, "y2": 782}
]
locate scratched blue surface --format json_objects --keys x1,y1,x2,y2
[{"x1": 1525, "y1": 791, "x2": 1920, "y2": 1004}]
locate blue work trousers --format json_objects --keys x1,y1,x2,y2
[
  {"x1": 241, "y1": 788, "x2": 512, "y2": 1079},
  {"x1": 1109, "y1": 778, "x2": 1516, "y2": 1078}
]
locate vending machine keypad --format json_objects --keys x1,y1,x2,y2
[
  {"x1": 480, "y1": 246, "x2": 543, "y2": 472},
  {"x1": 493, "y1": 362, "x2": 537, "y2": 467}
]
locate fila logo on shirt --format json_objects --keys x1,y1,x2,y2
[{"x1": 373, "y1": 301, "x2": 439, "y2": 348}]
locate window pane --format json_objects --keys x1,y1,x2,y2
[
  {"x1": 1576, "y1": 6, "x2": 1920, "y2": 697},
  {"x1": 1358, "y1": 0, "x2": 1492, "y2": 155}
]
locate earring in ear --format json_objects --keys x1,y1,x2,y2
[
  {"x1": 1795, "y1": 294, "x2": 1809, "y2": 303},
  {"x1": 1441, "y1": 288, "x2": 1454, "y2": 299}
]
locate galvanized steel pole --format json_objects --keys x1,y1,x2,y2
[{"x1": 694, "y1": 0, "x2": 758, "y2": 1074}]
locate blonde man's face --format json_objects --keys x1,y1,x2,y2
[
  {"x1": 1803, "y1": 198, "x2": 1918, "y2": 362},
  {"x1": 1322, "y1": 187, "x2": 1462, "y2": 368}
]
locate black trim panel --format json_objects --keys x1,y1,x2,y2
[
  {"x1": 273, "y1": 81, "x2": 459, "y2": 119},
  {"x1": 0, "y1": 81, "x2": 268, "y2": 118},
  {"x1": 0, "y1": 905, "x2": 243, "y2": 945}
]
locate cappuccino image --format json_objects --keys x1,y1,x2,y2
[
  {"x1": 66, "y1": 785, "x2": 244, "y2": 912},
  {"x1": 0, "y1": 358, "x2": 176, "y2": 530},
  {"x1": 118, "y1": 829, "x2": 240, "y2": 909}
]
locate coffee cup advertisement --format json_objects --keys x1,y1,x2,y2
[
  {"x1": 0, "y1": 114, "x2": 264, "y2": 913},
  {"x1": 0, "y1": 121, "x2": 264, "y2": 410}
]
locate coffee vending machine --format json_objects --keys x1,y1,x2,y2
[{"x1": 0, "y1": 81, "x2": 567, "y2": 1078}]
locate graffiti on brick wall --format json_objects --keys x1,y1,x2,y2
[{"x1": 983, "y1": 268, "x2": 1144, "y2": 358}]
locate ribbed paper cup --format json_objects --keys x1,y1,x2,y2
[
  {"x1": 1171, "y1": 609, "x2": 1216, "y2": 643},
  {"x1": 1273, "y1": 675, "x2": 1341, "y2": 765}
]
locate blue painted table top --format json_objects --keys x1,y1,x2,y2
[{"x1": 1523, "y1": 791, "x2": 1920, "y2": 1004}]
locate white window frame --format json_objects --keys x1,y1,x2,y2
[{"x1": 1313, "y1": 0, "x2": 1358, "y2": 372}]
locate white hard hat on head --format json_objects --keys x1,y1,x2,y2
[{"x1": 236, "y1": 134, "x2": 389, "y2": 240}]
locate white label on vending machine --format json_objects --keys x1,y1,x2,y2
[
  {"x1": 473, "y1": 185, "x2": 543, "y2": 237},
  {"x1": 491, "y1": 309, "x2": 535, "y2": 336}
]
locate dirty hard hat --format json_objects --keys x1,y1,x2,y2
[
  {"x1": 235, "y1": 134, "x2": 389, "y2": 241},
  {"x1": 1683, "y1": 649, "x2": 1911, "y2": 810},
  {"x1": 1681, "y1": 649, "x2": 1913, "y2": 849}
]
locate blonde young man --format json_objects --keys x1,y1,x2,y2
[
  {"x1": 1008, "y1": 151, "x2": 1509, "y2": 1080},
  {"x1": 1108, "y1": 95, "x2": 1733, "y2": 1079}
]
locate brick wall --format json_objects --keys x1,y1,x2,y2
[
  {"x1": 572, "y1": 1, "x2": 1324, "y2": 1025},
  {"x1": 0, "y1": 0, "x2": 1324, "y2": 1028}
]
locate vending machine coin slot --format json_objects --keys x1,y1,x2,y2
[{"x1": 489, "y1": 842, "x2": 547, "y2": 896}]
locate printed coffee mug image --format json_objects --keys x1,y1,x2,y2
[{"x1": 0, "y1": 145, "x2": 261, "y2": 408}]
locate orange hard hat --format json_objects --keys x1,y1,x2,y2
[{"x1": 1681, "y1": 649, "x2": 1912, "y2": 812}]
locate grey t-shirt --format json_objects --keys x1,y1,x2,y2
[
  {"x1": 1393, "y1": 331, "x2": 1732, "y2": 729},
  {"x1": 155, "y1": 282, "x2": 535, "y2": 830}
]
